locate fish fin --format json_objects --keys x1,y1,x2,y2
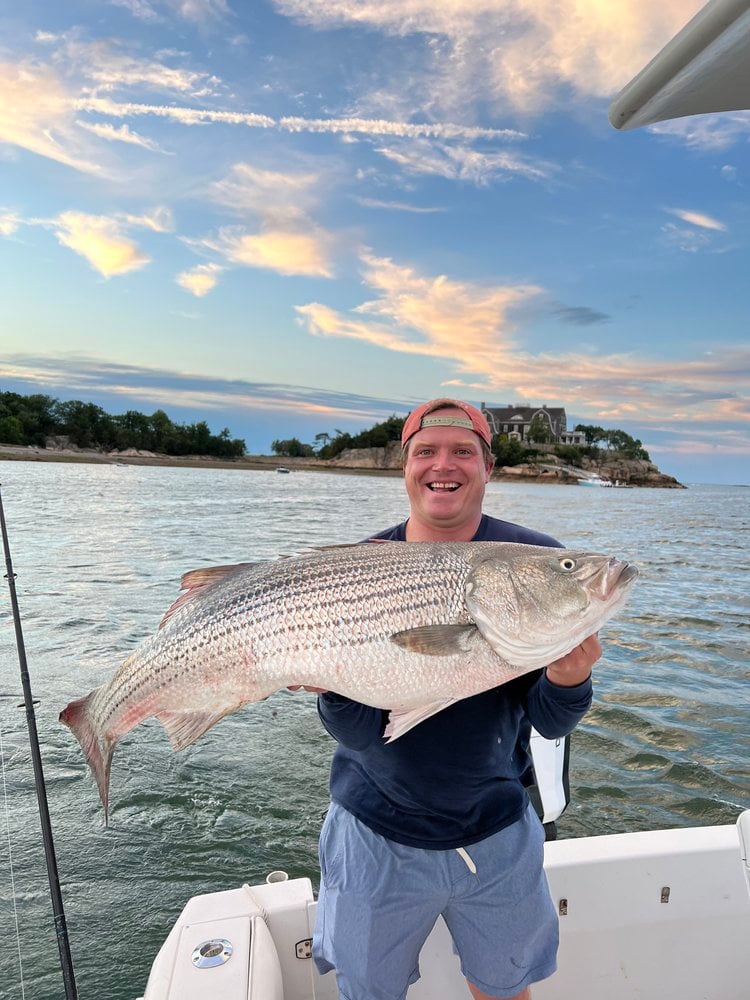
[
  {"x1": 159, "y1": 563, "x2": 260, "y2": 629},
  {"x1": 179, "y1": 563, "x2": 261, "y2": 590},
  {"x1": 389, "y1": 624, "x2": 478, "y2": 656},
  {"x1": 59, "y1": 688, "x2": 115, "y2": 825},
  {"x1": 155, "y1": 708, "x2": 237, "y2": 751},
  {"x1": 384, "y1": 700, "x2": 456, "y2": 742},
  {"x1": 312, "y1": 540, "x2": 393, "y2": 550}
]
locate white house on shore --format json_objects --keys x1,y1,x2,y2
[{"x1": 480, "y1": 403, "x2": 585, "y2": 445}]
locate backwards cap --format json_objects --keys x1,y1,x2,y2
[{"x1": 401, "y1": 398, "x2": 492, "y2": 448}]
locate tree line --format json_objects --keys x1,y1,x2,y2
[
  {"x1": 0, "y1": 392, "x2": 246, "y2": 458},
  {"x1": 272, "y1": 415, "x2": 650, "y2": 465},
  {"x1": 272, "y1": 415, "x2": 407, "y2": 459}
]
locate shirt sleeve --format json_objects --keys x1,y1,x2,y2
[
  {"x1": 525, "y1": 671, "x2": 593, "y2": 739},
  {"x1": 317, "y1": 692, "x2": 387, "y2": 750}
]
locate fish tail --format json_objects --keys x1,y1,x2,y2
[{"x1": 59, "y1": 688, "x2": 114, "y2": 824}]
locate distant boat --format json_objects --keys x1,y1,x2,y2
[
  {"x1": 578, "y1": 473, "x2": 613, "y2": 487},
  {"x1": 276, "y1": 467, "x2": 291, "y2": 474}
]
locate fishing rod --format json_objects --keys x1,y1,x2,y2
[{"x1": 0, "y1": 483, "x2": 78, "y2": 999}]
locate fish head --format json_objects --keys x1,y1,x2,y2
[{"x1": 465, "y1": 544, "x2": 638, "y2": 669}]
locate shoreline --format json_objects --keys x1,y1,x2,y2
[
  {"x1": 0, "y1": 445, "x2": 402, "y2": 477},
  {"x1": 0, "y1": 444, "x2": 685, "y2": 487}
]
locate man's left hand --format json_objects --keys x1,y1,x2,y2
[{"x1": 545, "y1": 633, "x2": 601, "y2": 687}]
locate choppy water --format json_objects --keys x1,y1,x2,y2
[{"x1": 0, "y1": 461, "x2": 748, "y2": 1000}]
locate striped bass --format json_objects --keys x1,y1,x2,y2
[{"x1": 60, "y1": 541, "x2": 637, "y2": 819}]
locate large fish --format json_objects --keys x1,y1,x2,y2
[{"x1": 60, "y1": 541, "x2": 637, "y2": 819}]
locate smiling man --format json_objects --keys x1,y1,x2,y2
[{"x1": 313, "y1": 398, "x2": 601, "y2": 1000}]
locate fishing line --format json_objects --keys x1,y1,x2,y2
[
  {"x1": 0, "y1": 719, "x2": 27, "y2": 999},
  {"x1": 0, "y1": 483, "x2": 78, "y2": 999}
]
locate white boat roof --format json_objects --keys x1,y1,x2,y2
[{"x1": 609, "y1": 0, "x2": 750, "y2": 129}]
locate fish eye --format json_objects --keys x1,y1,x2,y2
[{"x1": 559, "y1": 557, "x2": 577, "y2": 571}]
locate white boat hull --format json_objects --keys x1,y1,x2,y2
[{"x1": 140, "y1": 811, "x2": 750, "y2": 1000}]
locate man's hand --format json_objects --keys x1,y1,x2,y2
[
  {"x1": 287, "y1": 685, "x2": 328, "y2": 693},
  {"x1": 545, "y1": 633, "x2": 601, "y2": 687}
]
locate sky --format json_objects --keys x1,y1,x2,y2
[{"x1": 1, "y1": 0, "x2": 749, "y2": 485}]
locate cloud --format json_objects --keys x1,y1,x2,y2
[
  {"x1": 75, "y1": 119, "x2": 169, "y2": 152},
  {"x1": 660, "y1": 222, "x2": 717, "y2": 254},
  {"x1": 552, "y1": 305, "x2": 610, "y2": 326},
  {"x1": 209, "y1": 163, "x2": 321, "y2": 223},
  {"x1": 118, "y1": 206, "x2": 174, "y2": 232},
  {"x1": 203, "y1": 226, "x2": 334, "y2": 277},
  {"x1": 0, "y1": 61, "x2": 104, "y2": 175},
  {"x1": 0, "y1": 211, "x2": 22, "y2": 236},
  {"x1": 64, "y1": 39, "x2": 221, "y2": 97},
  {"x1": 665, "y1": 208, "x2": 726, "y2": 231},
  {"x1": 111, "y1": 0, "x2": 231, "y2": 21},
  {"x1": 1, "y1": 206, "x2": 172, "y2": 270},
  {"x1": 273, "y1": 0, "x2": 703, "y2": 114},
  {"x1": 109, "y1": 0, "x2": 162, "y2": 19},
  {"x1": 374, "y1": 140, "x2": 555, "y2": 184},
  {"x1": 294, "y1": 252, "x2": 750, "y2": 430},
  {"x1": 52, "y1": 211, "x2": 151, "y2": 276},
  {"x1": 353, "y1": 197, "x2": 445, "y2": 213},
  {"x1": 648, "y1": 113, "x2": 750, "y2": 152},
  {"x1": 186, "y1": 163, "x2": 336, "y2": 278},
  {"x1": 176, "y1": 262, "x2": 223, "y2": 296},
  {"x1": 298, "y1": 253, "x2": 541, "y2": 364},
  {"x1": 0, "y1": 353, "x2": 407, "y2": 424},
  {"x1": 75, "y1": 97, "x2": 521, "y2": 141}
]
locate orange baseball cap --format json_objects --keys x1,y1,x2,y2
[{"x1": 401, "y1": 398, "x2": 492, "y2": 448}]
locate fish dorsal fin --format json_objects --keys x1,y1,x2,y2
[
  {"x1": 389, "y1": 623, "x2": 478, "y2": 656},
  {"x1": 179, "y1": 562, "x2": 260, "y2": 590},
  {"x1": 159, "y1": 562, "x2": 260, "y2": 629}
]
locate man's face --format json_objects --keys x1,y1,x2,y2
[{"x1": 403, "y1": 411, "x2": 493, "y2": 539}]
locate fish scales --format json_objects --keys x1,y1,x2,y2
[{"x1": 60, "y1": 540, "x2": 638, "y2": 819}]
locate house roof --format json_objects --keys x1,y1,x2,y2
[{"x1": 483, "y1": 405, "x2": 566, "y2": 421}]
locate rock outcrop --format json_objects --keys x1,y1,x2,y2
[{"x1": 327, "y1": 445, "x2": 684, "y2": 487}]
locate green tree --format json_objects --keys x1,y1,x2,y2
[
  {"x1": 574, "y1": 424, "x2": 606, "y2": 446},
  {"x1": 492, "y1": 437, "x2": 530, "y2": 466},
  {"x1": 271, "y1": 437, "x2": 313, "y2": 457},
  {"x1": 52, "y1": 400, "x2": 110, "y2": 449},
  {"x1": 527, "y1": 414, "x2": 552, "y2": 444},
  {"x1": 0, "y1": 392, "x2": 58, "y2": 446},
  {"x1": 0, "y1": 414, "x2": 24, "y2": 444}
]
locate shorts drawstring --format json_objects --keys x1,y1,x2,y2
[{"x1": 455, "y1": 847, "x2": 477, "y2": 874}]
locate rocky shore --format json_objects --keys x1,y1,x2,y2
[
  {"x1": 0, "y1": 441, "x2": 685, "y2": 487},
  {"x1": 325, "y1": 442, "x2": 685, "y2": 488}
]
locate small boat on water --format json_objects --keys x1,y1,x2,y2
[
  {"x1": 139, "y1": 810, "x2": 750, "y2": 1000},
  {"x1": 578, "y1": 473, "x2": 613, "y2": 487},
  {"x1": 276, "y1": 467, "x2": 291, "y2": 474}
]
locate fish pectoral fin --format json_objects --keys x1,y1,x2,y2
[
  {"x1": 389, "y1": 624, "x2": 478, "y2": 656},
  {"x1": 156, "y1": 708, "x2": 236, "y2": 751},
  {"x1": 384, "y1": 700, "x2": 456, "y2": 742}
]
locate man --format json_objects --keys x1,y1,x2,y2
[{"x1": 312, "y1": 398, "x2": 600, "y2": 1000}]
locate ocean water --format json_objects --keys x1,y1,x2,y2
[{"x1": 0, "y1": 461, "x2": 748, "y2": 1000}]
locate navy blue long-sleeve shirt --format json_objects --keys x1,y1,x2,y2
[{"x1": 318, "y1": 514, "x2": 593, "y2": 849}]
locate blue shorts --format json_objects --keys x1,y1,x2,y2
[{"x1": 313, "y1": 802, "x2": 558, "y2": 1000}]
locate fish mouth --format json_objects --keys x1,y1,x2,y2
[{"x1": 590, "y1": 556, "x2": 638, "y2": 600}]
